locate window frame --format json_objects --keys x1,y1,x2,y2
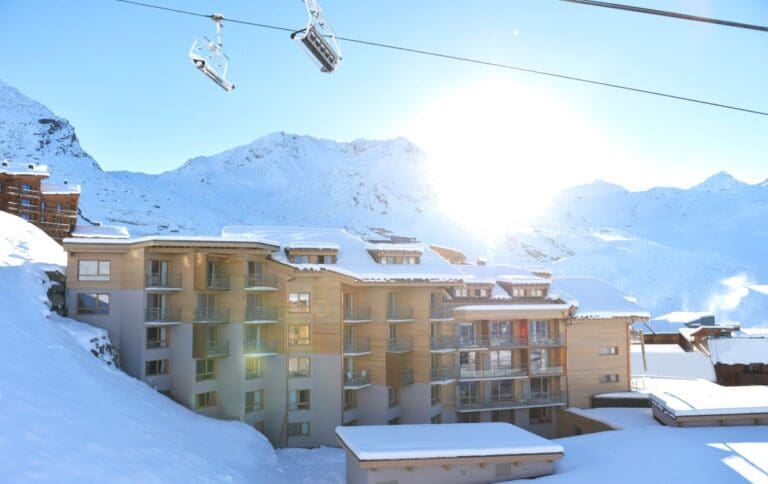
[
  {"x1": 245, "y1": 357, "x2": 263, "y2": 379},
  {"x1": 288, "y1": 389, "x2": 311, "y2": 410},
  {"x1": 146, "y1": 326, "x2": 169, "y2": 349},
  {"x1": 77, "y1": 260, "x2": 112, "y2": 282},
  {"x1": 194, "y1": 391, "x2": 217, "y2": 409},
  {"x1": 598, "y1": 346, "x2": 620, "y2": 356},
  {"x1": 76, "y1": 293, "x2": 110, "y2": 315},
  {"x1": 599, "y1": 374, "x2": 620, "y2": 384},
  {"x1": 287, "y1": 421, "x2": 310, "y2": 437},
  {"x1": 245, "y1": 389, "x2": 264, "y2": 413},
  {"x1": 288, "y1": 324, "x2": 311, "y2": 346},
  {"x1": 288, "y1": 292, "x2": 311, "y2": 313},
  {"x1": 195, "y1": 358, "x2": 215, "y2": 381},
  {"x1": 144, "y1": 359, "x2": 169, "y2": 376},
  {"x1": 289, "y1": 356, "x2": 311, "y2": 377}
]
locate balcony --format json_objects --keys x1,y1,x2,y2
[
  {"x1": 386, "y1": 306, "x2": 414, "y2": 322},
  {"x1": 458, "y1": 365, "x2": 528, "y2": 380},
  {"x1": 343, "y1": 370, "x2": 371, "y2": 390},
  {"x1": 145, "y1": 272, "x2": 183, "y2": 290},
  {"x1": 430, "y1": 336, "x2": 456, "y2": 352},
  {"x1": 456, "y1": 335, "x2": 489, "y2": 350},
  {"x1": 243, "y1": 339, "x2": 277, "y2": 356},
  {"x1": 244, "y1": 273, "x2": 278, "y2": 291},
  {"x1": 343, "y1": 338, "x2": 372, "y2": 356},
  {"x1": 455, "y1": 391, "x2": 567, "y2": 412},
  {"x1": 144, "y1": 306, "x2": 182, "y2": 324},
  {"x1": 207, "y1": 273, "x2": 231, "y2": 290},
  {"x1": 490, "y1": 336, "x2": 529, "y2": 348},
  {"x1": 194, "y1": 307, "x2": 230, "y2": 323},
  {"x1": 400, "y1": 368, "x2": 414, "y2": 386},
  {"x1": 244, "y1": 306, "x2": 280, "y2": 324},
  {"x1": 343, "y1": 306, "x2": 372, "y2": 323},
  {"x1": 387, "y1": 336, "x2": 414, "y2": 353},
  {"x1": 529, "y1": 365, "x2": 565, "y2": 376},
  {"x1": 429, "y1": 307, "x2": 454, "y2": 321},
  {"x1": 42, "y1": 207, "x2": 78, "y2": 219},
  {"x1": 431, "y1": 366, "x2": 456, "y2": 384},
  {"x1": 206, "y1": 340, "x2": 230, "y2": 358},
  {"x1": 530, "y1": 335, "x2": 565, "y2": 346}
]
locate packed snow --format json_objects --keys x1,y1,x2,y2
[
  {"x1": 70, "y1": 224, "x2": 130, "y2": 239},
  {"x1": 566, "y1": 407, "x2": 659, "y2": 430},
  {"x1": 631, "y1": 345, "x2": 716, "y2": 381},
  {"x1": 549, "y1": 276, "x2": 649, "y2": 320},
  {"x1": 709, "y1": 336, "x2": 768, "y2": 365},
  {"x1": 651, "y1": 379, "x2": 768, "y2": 417}
]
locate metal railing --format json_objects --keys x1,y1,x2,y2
[
  {"x1": 42, "y1": 207, "x2": 78, "y2": 218},
  {"x1": 145, "y1": 272, "x2": 182, "y2": 289},
  {"x1": 430, "y1": 336, "x2": 456, "y2": 352},
  {"x1": 343, "y1": 306, "x2": 372, "y2": 322},
  {"x1": 387, "y1": 336, "x2": 414, "y2": 353},
  {"x1": 206, "y1": 340, "x2": 230, "y2": 357},
  {"x1": 459, "y1": 365, "x2": 528, "y2": 380},
  {"x1": 530, "y1": 335, "x2": 565, "y2": 346},
  {"x1": 431, "y1": 366, "x2": 456, "y2": 382},
  {"x1": 529, "y1": 365, "x2": 565, "y2": 376},
  {"x1": 343, "y1": 338, "x2": 372, "y2": 355},
  {"x1": 429, "y1": 307, "x2": 454, "y2": 320},
  {"x1": 401, "y1": 368, "x2": 415, "y2": 386},
  {"x1": 207, "y1": 273, "x2": 231, "y2": 290},
  {"x1": 490, "y1": 336, "x2": 529, "y2": 348},
  {"x1": 456, "y1": 335, "x2": 489, "y2": 349},
  {"x1": 243, "y1": 339, "x2": 277, "y2": 355},
  {"x1": 146, "y1": 339, "x2": 168, "y2": 349},
  {"x1": 194, "y1": 307, "x2": 230, "y2": 323},
  {"x1": 145, "y1": 307, "x2": 182, "y2": 323},
  {"x1": 387, "y1": 306, "x2": 414, "y2": 321},
  {"x1": 344, "y1": 371, "x2": 371, "y2": 388},
  {"x1": 244, "y1": 273, "x2": 278, "y2": 289},
  {"x1": 244, "y1": 306, "x2": 279, "y2": 322},
  {"x1": 456, "y1": 391, "x2": 566, "y2": 411}
]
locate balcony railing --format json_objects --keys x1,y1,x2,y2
[
  {"x1": 42, "y1": 207, "x2": 78, "y2": 218},
  {"x1": 343, "y1": 338, "x2": 372, "y2": 355},
  {"x1": 431, "y1": 366, "x2": 456, "y2": 383},
  {"x1": 458, "y1": 365, "x2": 528, "y2": 380},
  {"x1": 429, "y1": 307, "x2": 454, "y2": 320},
  {"x1": 243, "y1": 339, "x2": 277, "y2": 355},
  {"x1": 244, "y1": 306, "x2": 279, "y2": 323},
  {"x1": 145, "y1": 272, "x2": 182, "y2": 289},
  {"x1": 456, "y1": 335, "x2": 489, "y2": 349},
  {"x1": 387, "y1": 336, "x2": 414, "y2": 353},
  {"x1": 530, "y1": 335, "x2": 565, "y2": 346},
  {"x1": 490, "y1": 336, "x2": 529, "y2": 348},
  {"x1": 456, "y1": 391, "x2": 567, "y2": 411},
  {"x1": 194, "y1": 307, "x2": 230, "y2": 323},
  {"x1": 145, "y1": 307, "x2": 182, "y2": 323},
  {"x1": 207, "y1": 273, "x2": 231, "y2": 290},
  {"x1": 387, "y1": 306, "x2": 414, "y2": 322},
  {"x1": 344, "y1": 371, "x2": 371, "y2": 389},
  {"x1": 401, "y1": 368, "x2": 415, "y2": 386},
  {"x1": 244, "y1": 273, "x2": 278, "y2": 290},
  {"x1": 206, "y1": 340, "x2": 230, "y2": 358},
  {"x1": 430, "y1": 336, "x2": 456, "y2": 352},
  {"x1": 529, "y1": 365, "x2": 565, "y2": 376},
  {"x1": 343, "y1": 306, "x2": 372, "y2": 322}
]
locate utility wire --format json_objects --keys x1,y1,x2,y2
[
  {"x1": 113, "y1": 0, "x2": 768, "y2": 117},
  {"x1": 560, "y1": 0, "x2": 768, "y2": 33}
]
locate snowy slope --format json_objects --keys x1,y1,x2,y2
[{"x1": 0, "y1": 211, "x2": 283, "y2": 483}]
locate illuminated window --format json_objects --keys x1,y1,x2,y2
[{"x1": 288, "y1": 292, "x2": 311, "y2": 313}]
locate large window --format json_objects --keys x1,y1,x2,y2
[
  {"x1": 245, "y1": 390, "x2": 264, "y2": 413},
  {"x1": 245, "y1": 357, "x2": 263, "y2": 379},
  {"x1": 289, "y1": 357, "x2": 311, "y2": 377},
  {"x1": 145, "y1": 359, "x2": 169, "y2": 376},
  {"x1": 76, "y1": 293, "x2": 110, "y2": 315},
  {"x1": 196, "y1": 359, "x2": 215, "y2": 381},
  {"x1": 146, "y1": 327, "x2": 169, "y2": 349},
  {"x1": 288, "y1": 292, "x2": 311, "y2": 313},
  {"x1": 194, "y1": 391, "x2": 217, "y2": 409},
  {"x1": 78, "y1": 260, "x2": 111, "y2": 282},
  {"x1": 288, "y1": 325, "x2": 311, "y2": 346},
  {"x1": 288, "y1": 389, "x2": 311, "y2": 410},
  {"x1": 287, "y1": 422, "x2": 310, "y2": 437}
]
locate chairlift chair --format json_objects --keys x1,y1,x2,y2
[
  {"x1": 291, "y1": 0, "x2": 342, "y2": 73},
  {"x1": 189, "y1": 14, "x2": 235, "y2": 91}
]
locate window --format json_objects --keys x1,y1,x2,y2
[
  {"x1": 288, "y1": 325, "x2": 311, "y2": 346},
  {"x1": 388, "y1": 387, "x2": 399, "y2": 408},
  {"x1": 245, "y1": 389, "x2": 264, "y2": 413},
  {"x1": 531, "y1": 289, "x2": 544, "y2": 297},
  {"x1": 317, "y1": 254, "x2": 335, "y2": 264},
  {"x1": 21, "y1": 198, "x2": 32, "y2": 207},
  {"x1": 388, "y1": 417, "x2": 400, "y2": 425},
  {"x1": 145, "y1": 359, "x2": 169, "y2": 376},
  {"x1": 20, "y1": 213, "x2": 30, "y2": 221},
  {"x1": 287, "y1": 422, "x2": 310, "y2": 437},
  {"x1": 478, "y1": 289, "x2": 487, "y2": 297},
  {"x1": 292, "y1": 255, "x2": 310, "y2": 264},
  {"x1": 431, "y1": 385, "x2": 441, "y2": 405},
  {"x1": 459, "y1": 412, "x2": 481, "y2": 423},
  {"x1": 454, "y1": 288, "x2": 468, "y2": 298},
  {"x1": 288, "y1": 292, "x2": 311, "y2": 313},
  {"x1": 599, "y1": 374, "x2": 620, "y2": 384},
  {"x1": 344, "y1": 389, "x2": 357, "y2": 410},
  {"x1": 196, "y1": 359, "x2": 215, "y2": 381},
  {"x1": 288, "y1": 389, "x2": 311, "y2": 410},
  {"x1": 146, "y1": 327, "x2": 169, "y2": 349},
  {"x1": 431, "y1": 414, "x2": 442, "y2": 424},
  {"x1": 194, "y1": 391, "x2": 217, "y2": 409},
  {"x1": 245, "y1": 357, "x2": 263, "y2": 379},
  {"x1": 21, "y1": 183, "x2": 32, "y2": 192},
  {"x1": 529, "y1": 406, "x2": 552, "y2": 424},
  {"x1": 77, "y1": 260, "x2": 111, "y2": 281},
  {"x1": 599, "y1": 346, "x2": 619, "y2": 356},
  {"x1": 289, "y1": 357, "x2": 311, "y2": 377},
  {"x1": 76, "y1": 293, "x2": 110, "y2": 315},
  {"x1": 491, "y1": 410, "x2": 515, "y2": 423}
]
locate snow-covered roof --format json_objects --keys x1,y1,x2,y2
[
  {"x1": 335, "y1": 423, "x2": 563, "y2": 461},
  {"x1": 457, "y1": 264, "x2": 534, "y2": 284},
  {"x1": 0, "y1": 159, "x2": 48, "y2": 176},
  {"x1": 651, "y1": 379, "x2": 768, "y2": 417},
  {"x1": 454, "y1": 303, "x2": 571, "y2": 312},
  {"x1": 550, "y1": 276, "x2": 650, "y2": 320},
  {"x1": 497, "y1": 274, "x2": 550, "y2": 285},
  {"x1": 70, "y1": 224, "x2": 130, "y2": 239},
  {"x1": 654, "y1": 311, "x2": 715, "y2": 325},
  {"x1": 65, "y1": 232, "x2": 281, "y2": 246},
  {"x1": 709, "y1": 337, "x2": 768, "y2": 365},
  {"x1": 40, "y1": 182, "x2": 81, "y2": 195},
  {"x1": 630, "y1": 345, "x2": 716, "y2": 381},
  {"x1": 364, "y1": 241, "x2": 424, "y2": 253},
  {"x1": 223, "y1": 226, "x2": 463, "y2": 283},
  {"x1": 285, "y1": 241, "x2": 340, "y2": 251}
]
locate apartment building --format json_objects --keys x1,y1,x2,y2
[
  {"x1": 0, "y1": 159, "x2": 80, "y2": 242},
  {"x1": 63, "y1": 225, "x2": 648, "y2": 447}
]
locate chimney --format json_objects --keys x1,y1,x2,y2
[
  {"x1": 64, "y1": 180, "x2": 68, "y2": 185},
  {"x1": 28, "y1": 164, "x2": 34, "y2": 169},
  {"x1": 476, "y1": 257, "x2": 487, "y2": 266}
]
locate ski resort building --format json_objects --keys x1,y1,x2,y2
[
  {"x1": 62, "y1": 226, "x2": 649, "y2": 447},
  {"x1": 0, "y1": 160, "x2": 80, "y2": 242}
]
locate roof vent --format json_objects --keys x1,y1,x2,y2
[
  {"x1": 64, "y1": 180, "x2": 68, "y2": 185},
  {"x1": 28, "y1": 164, "x2": 35, "y2": 169},
  {"x1": 477, "y1": 257, "x2": 487, "y2": 266}
]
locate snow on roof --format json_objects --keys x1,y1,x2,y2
[
  {"x1": 40, "y1": 181, "x2": 81, "y2": 195},
  {"x1": 654, "y1": 311, "x2": 715, "y2": 324},
  {"x1": 0, "y1": 159, "x2": 48, "y2": 176},
  {"x1": 497, "y1": 274, "x2": 551, "y2": 285},
  {"x1": 364, "y1": 241, "x2": 424, "y2": 253},
  {"x1": 630, "y1": 345, "x2": 716, "y2": 381},
  {"x1": 65, "y1": 232, "x2": 281, "y2": 247},
  {"x1": 457, "y1": 264, "x2": 534, "y2": 284},
  {"x1": 454, "y1": 303, "x2": 571, "y2": 312},
  {"x1": 335, "y1": 423, "x2": 563, "y2": 461},
  {"x1": 285, "y1": 241, "x2": 340, "y2": 251},
  {"x1": 709, "y1": 337, "x2": 768, "y2": 365},
  {"x1": 566, "y1": 407, "x2": 659, "y2": 430},
  {"x1": 549, "y1": 276, "x2": 649, "y2": 320},
  {"x1": 70, "y1": 224, "x2": 130, "y2": 239},
  {"x1": 651, "y1": 379, "x2": 768, "y2": 417},
  {"x1": 223, "y1": 226, "x2": 463, "y2": 283}
]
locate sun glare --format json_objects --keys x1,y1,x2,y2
[{"x1": 406, "y1": 78, "x2": 634, "y2": 239}]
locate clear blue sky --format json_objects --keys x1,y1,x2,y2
[{"x1": 1, "y1": 0, "x2": 766, "y2": 189}]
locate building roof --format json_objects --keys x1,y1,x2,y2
[
  {"x1": 709, "y1": 336, "x2": 768, "y2": 365},
  {"x1": 40, "y1": 182, "x2": 81, "y2": 195},
  {"x1": 654, "y1": 311, "x2": 715, "y2": 325},
  {"x1": 69, "y1": 224, "x2": 130, "y2": 239},
  {"x1": 549, "y1": 276, "x2": 649, "y2": 320},
  {"x1": 284, "y1": 241, "x2": 340, "y2": 250},
  {"x1": 0, "y1": 159, "x2": 48, "y2": 177},
  {"x1": 335, "y1": 423, "x2": 563, "y2": 461},
  {"x1": 650, "y1": 378, "x2": 768, "y2": 417}
]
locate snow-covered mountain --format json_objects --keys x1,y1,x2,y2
[{"x1": 2, "y1": 78, "x2": 768, "y2": 326}]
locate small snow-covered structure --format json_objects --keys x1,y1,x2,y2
[
  {"x1": 335, "y1": 423, "x2": 563, "y2": 483},
  {"x1": 709, "y1": 334, "x2": 768, "y2": 385}
]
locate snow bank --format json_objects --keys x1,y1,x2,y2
[
  {"x1": 566, "y1": 407, "x2": 659, "y2": 430},
  {"x1": 0, "y1": 212, "x2": 283, "y2": 482}
]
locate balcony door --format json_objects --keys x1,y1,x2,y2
[
  {"x1": 490, "y1": 380, "x2": 514, "y2": 402},
  {"x1": 245, "y1": 324, "x2": 263, "y2": 344},
  {"x1": 531, "y1": 376, "x2": 550, "y2": 397},
  {"x1": 387, "y1": 293, "x2": 397, "y2": 315},
  {"x1": 146, "y1": 293, "x2": 168, "y2": 319},
  {"x1": 531, "y1": 348, "x2": 548, "y2": 371},
  {"x1": 489, "y1": 350, "x2": 512, "y2": 370},
  {"x1": 530, "y1": 320, "x2": 549, "y2": 342},
  {"x1": 458, "y1": 381, "x2": 478, "y2": 404},
  {"x1": 148, "y1": 259, "x2": 169, "y2": 286},
  {"x1": 207, "y1": 260, "x2": 223, "y2": 287},
  {"x1": 247, "y1": 261, "x2": 263, "y2": 277},
  {"x1": 343, "y1": 293, "x2": 354, "y2": 318},
  {"x1": 491, "y1": 321, "x2": 512, "y2": 345}
]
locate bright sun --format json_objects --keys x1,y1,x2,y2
[{"x1": 405, "y1": 78, "x2": 633, "y2": 239}]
